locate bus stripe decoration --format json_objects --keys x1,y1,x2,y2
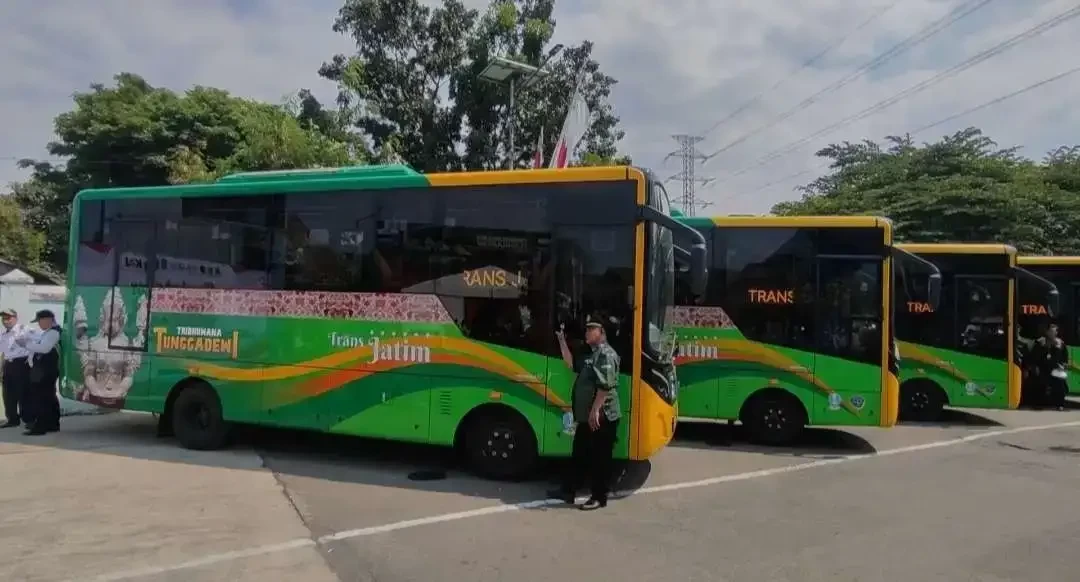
[
  {"x1": 671, "y1": 306, "x2": 737, "y2": 328},
  {"x1": 151, "y1": 288, "x2": 453, "y2": 322}
]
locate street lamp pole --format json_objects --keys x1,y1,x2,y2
[{"x1": 478, "y1": 46, "x2": 562, "y2": 169}]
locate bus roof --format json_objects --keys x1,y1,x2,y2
[
  {"x1": 71, "y1": 165, "x2": 649, "y2": 202},
  {"x1": 1017, "y1": 255, "x2": 1080, "y2": 266},
  {"x1": 678, "y1": 215, "x2": 891, "y2": 229},
  {"x1": 896, "y1": 243, "x2": 1016, "y2": 255},
  {"x1": 215, "y1": 164, "x2": 422, "y2": 183}
]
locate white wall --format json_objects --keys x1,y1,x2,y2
[{"x1": 0, "y1": 279, "x2": 104, "y2": 416}]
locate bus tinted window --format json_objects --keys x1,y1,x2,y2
[
  {"x1": 717, "y1": 228, "x2": 816, "y2": 352},
  {"x1": 165, "y1": 196, "x2": 273, "y2": 289},
  {"x1": 424, "y1": 187, "x2": 552, "y2": 353},
  {"x1": 956, "y1": 277, "x2": 1008, "y2": 358},
  {"x1": 894, "y1": 253, "x2": 1011, "y2": 359},
  {"x1": 272, "y1": 191, "x2": 378, "y2": 292},
  {"x1": 817, "y1": 258, "x2": 883, "y2": 365},
  {"x1": 817, "y1": 227, "x2": 885, "y2": 255},
  {"x1": 75, "y1": 198, "x2": 178, "y2": 287}
]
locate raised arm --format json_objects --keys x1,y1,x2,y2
[{"x1": 555, "y1": 327, "x2": 574, "y2": 370}]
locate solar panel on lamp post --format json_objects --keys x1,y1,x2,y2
[{"x1": 478, "y1": 46, "x2": 562, "y2": 169}]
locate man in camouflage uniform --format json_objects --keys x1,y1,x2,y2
[{"x1": 549, "y1": 319, "x2": 621, "y2": 510}]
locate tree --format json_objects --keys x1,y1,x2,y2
[
  {"x1": 0, "y1": 195, "x2": 46, "y2": 271},
  {"x1": 772, "y1": 128, "x2": 1080, "y2": 254},
  {"x1": 320, "y1": 0, "x2": 626, "y2": 172},
  {"x1": 10, "y1": 73, "x2": 366, "y2": 271}
]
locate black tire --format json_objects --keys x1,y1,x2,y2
[
  {"x1": 899, "y1": 380, "x2": 945, "y2": 422},
  {"x1": 742, "y1": 392, "x2": 806, "y2": 446},
  {"x1": 171, "y1": 383, "x2": 231, "y2": 450},
  {"x1": 463, "y1": 408, "x2": 539, "y2": 481}
]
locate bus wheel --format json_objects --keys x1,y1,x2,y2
[
  {"x1": 462, "y1": 407, "x2": 538, "y2": 481},
  {"x1": 171, "y1": 382, "x2": 231, "y2": 451},
  {"x1": 900, "y1": 380, "x2": 944, "y2": 422},
  {"x1": 742, "y1": 390, "x2": 806, "y2": 446}
]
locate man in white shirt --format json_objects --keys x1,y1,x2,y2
[
  {"x1": 0, "y1": 309, "x2": 31, "y2": 428},
  {"x1": 17, "y1": 309, "x2": 62, "y2": 435}
]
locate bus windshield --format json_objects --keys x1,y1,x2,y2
[{"x1": 645, "y1": 183, "x2": 677, "y2": 361}]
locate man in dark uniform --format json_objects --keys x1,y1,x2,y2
[
  {"x1": 1030, "y1": 323, "x2": 1070, "y2": 411},
  {"x1": 548, "y1": 319, "x2": 621, "y2": 510},
  {"x1": 17, "y1": 309, "x2": 62, "y2": 435}
]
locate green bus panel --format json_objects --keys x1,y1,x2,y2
[
  {"x1": 897, "y1": 342, "x2": 1011, "y2": 408},
  {"x1": 675, "y1": 322, "x2": 883, "y2": 427},
  {"x1": 62, "y1": 285, "x2": 634, "y2": 459}
]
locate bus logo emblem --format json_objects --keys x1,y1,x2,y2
[
  {"x1": 828, "y1": 392, "x2": 842, "y2": 411},
  {"x1": 850, "y1": 396, "x2": 865, "y2": 410}
]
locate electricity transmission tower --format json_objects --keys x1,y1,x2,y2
[{"x1": 664, "y1": 134, "x2": 714, "y2": 216}]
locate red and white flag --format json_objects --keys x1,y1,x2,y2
[
  {"x1": 549, "y1": 76, "x2": 591, "y2": 169},
  {"x1": 532, "y1": 126, "x2": 544, "y2": 168}
]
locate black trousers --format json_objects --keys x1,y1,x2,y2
[
  {"x1": 561, "y1": 417, "x2": 619, "y2": 501},
  {"x1": 2, "y1": 358, "x2": 30, "y2": 424},
  {"x1": 26, "y1": 370, "x2": 60, "y2": 431},
  {"x1": 1047, "y1": 376, "x2": 1068, "y2": 408}
]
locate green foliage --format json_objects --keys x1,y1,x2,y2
[
  {"x1": 576, "y1": 152, "x2": 632, "y2": 167},
  {"x1": 8, "y1": 73, "x2": 365, "y2": 272},
  {"x1": 773, "y1": 128, "x2": 1080, "y2": 254},
  {"x1": 320, "y1": 0, "x2": 625, "y2": 171},
  {"x1": 0, "y1": 195, "x2": 46, "y2": 270}
]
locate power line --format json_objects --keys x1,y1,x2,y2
[
  {"x1": 910, "y1": 63, "x2": 1080, "y2": 135},
  {"x1": 699, "y1": 0, "x2": 902, "y2": 138},
  {"x1": 702, "y1": 0, "x2": 998, "y2": 161},
  {"x1": 722, "y1": 3, "x2": 1080, "y2": 182},
  {"x1": 735, "y1": 61, "x2": 1080, "y2": 205},
  {"x1": 663, "y1": 134, "x2": 714, "y2": 216}
]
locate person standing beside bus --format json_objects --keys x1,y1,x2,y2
[
  {"x1": 17, "y1": 310, "x2": 62, "y2": 435},
  {"x1": 1030, "y1": 323, "x2": 1069, "y2": 411},
  {"x1": 549, "y1": 319, "x2": 621, "y2": 511},
  {"x1": 0, "y1": 309, "x2": 31, "y2": 428}
]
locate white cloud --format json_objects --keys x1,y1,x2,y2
[{"x1": 2, "y1": 0, "x2": 1079, "y2": 213}]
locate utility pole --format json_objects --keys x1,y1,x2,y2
[{"x1": 664, "y1": 134, "x2": 714, "y2": 216}]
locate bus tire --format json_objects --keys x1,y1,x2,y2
[
  {"x1": 171, "y1": 382, "x2": 231, "y2": 451},
  {"x1": 461, "y1": 406, "x2": 538, "y2": 481},
  {"x1": 741, "y1": 390, "x2": 806, "y2": 446},
  {"x1": 899, "y1": 379, "x2": 945, "y2": 422}
]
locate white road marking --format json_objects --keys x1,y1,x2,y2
[{"x1": 84, "y1": 419, "x2": 1080, "y2": 581}]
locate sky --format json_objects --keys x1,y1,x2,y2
[{"x1": 1, "y1": 0, "x2": 1078, "y2": 213}]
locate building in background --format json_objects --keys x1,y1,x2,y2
[{"x1": 0, "y1": 258, "x2": 103, "y2": 416}]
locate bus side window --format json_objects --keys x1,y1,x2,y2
[{"x1": 720, "y1": 228, "x2": 816, "y2": 352}]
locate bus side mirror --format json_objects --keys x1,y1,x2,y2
[
  {"x1": 690, "y1": 242, "x2": 708, "y2": 297},
  {"x1": 1047, "y1": 288, "x2": 1060, "y2": 318},
  {"x1": 927, "y1": 272, "x2": 942, "y2": 311}
]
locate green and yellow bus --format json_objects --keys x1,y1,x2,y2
[
  {"x1": 1016, "y1": 255, "x2": 1080, "y2": 398},
  {"x1": 672, "y1": 216, "x2": 941, "y2": 444},
  {"x1": 893, "y1": 244, "x2": 1058, "y2": 421},
  {"x1": 60, "y1": 164, "x2": 707, "y2": 479}
]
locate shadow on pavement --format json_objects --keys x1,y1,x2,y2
[
  {"x1": 0, "y1": 412, "x2": 652, "y2": 508},
  {"x1": 899, "y1": 408, "x2": 1004, "y2": 428},
  {"x1": 669, "y1": 419, "x2": 876, "y2": 459}
]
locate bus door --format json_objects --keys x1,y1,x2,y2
[
  {"x1": 953, "y1": 274, "x2": 1009, "y2": 405},
  {"x1": 815, "y1": 255, "x2": 885, "y2": 419}
]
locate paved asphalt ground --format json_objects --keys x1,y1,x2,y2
[{"x1": 1, "y1": 403, "x2": 1079, "y2": 582}]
